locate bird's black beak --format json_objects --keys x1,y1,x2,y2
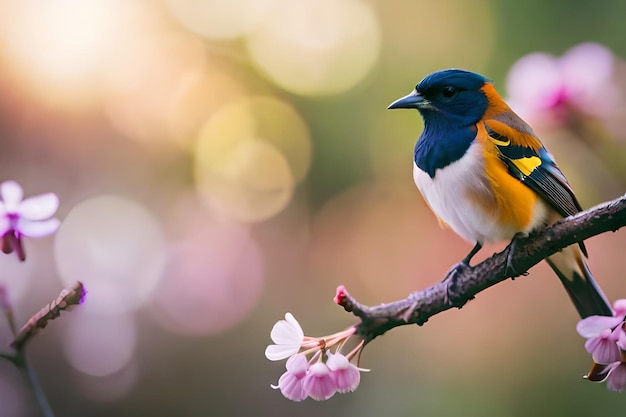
[{"x1": 387, "y1": 90, "x2": 424, "y2": 110}]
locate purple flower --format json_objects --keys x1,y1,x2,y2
[
  {"x1": 271, "y1": 353, "x2": 308, "y2": 402},
  {"x1": 578, "y1": 299, "x2": 626, "y2": 392},
  {"x1": 506, "y1": 42, "x2": 618, "y2": 126},
  {"x1": 617, "y1": 326, "x2": 626, "y2": 351},
  {"x1": 584, "y1": 328, "x2": 620, "y2": 364},
  {"x1": 0, "y1": 180, "x2": 60, "y2": 261},
  {"x1": 606, "y1": 362, "x2": 626, "y2": 392},
  {"x1": 302, "y1": 361, "x2": 336, "y2": 401},
  {"x1": 577, "y1": 299, "x2": 626, "y2": 339},
  {"x1": 326, "y1": 351, "x2": 361, "y2": 393}
]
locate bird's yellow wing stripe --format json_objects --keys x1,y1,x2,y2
[{"x1": 509, "y1": 155, "x2": 542, "y2": 177}]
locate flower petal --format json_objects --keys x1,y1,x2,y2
[
  {"x1": 303, "y1": 362, "x2": 336, "y2": 401},
  {"x1": 577, "y1": 315, "x2": 624, "y2": 338},
  {"x1": 16, "y1": 218, "x2": 61, "y2": 238},
  {"x1": 270, "y1": 313, "x2": 304, "y2": 345},
  {"x1": 265, "y1": 313, "x2": 305, "y2": 360},
  {"x1": 0, "y1": 217, "x2": 11, "y2": 236},
  {"x1": 617, "y1": 328, "x2": 626, "y2": 351},
  {"x1": 265, "y1": 344, "x2": 300, "y2": 362},
  {"x1": 274, "y1": 368, "x2": 307, "y2": 401},
  {"x1": 17, "y1": 193, "x2": 59, "y2": 220},
  {"x1": 585, "y1": 331, "x2": 621, "y2": 364},
  {"x1": 613, "y1": 299, "x2": 626, "y2": 317},
  {"x1": 1, "y1": 181, "x2": 23, "y2": 212},
  {"x1": 270, "y1": 313, "x2": 304, "y2": 343},
  {"x1": 327, "y1": 352, "x2": 360, "y2": 393},
  {"x1": 271, "y1": 354, "x2": 308, "y2": 402},
  {"x1": 285, "y1": 353, "x2": 308, "y2": 376},
  {"x1": 607, "y1": 363, "x2": 626, "y2": 392}
]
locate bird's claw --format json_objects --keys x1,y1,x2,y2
[
  {"x1": 443, "y1": 262, "x2": 473, "y2": 308},
  {"x1": 504, "y1": 234, "x2": 529, "y2": 278}
]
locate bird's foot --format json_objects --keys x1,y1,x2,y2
[
  {"x1": 504, "y1": 234, "x2": 529, "y2": 279},
  {"x1": 443, "y1": 261, "x2": 473, "y2": 308}
]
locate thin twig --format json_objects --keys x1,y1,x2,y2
[
  {"x1": 0, "y1": 282, "x2": 85, "y2": 417},
  {"x1": 17, "y1": 351, "x2": 55, "y2": 417}
]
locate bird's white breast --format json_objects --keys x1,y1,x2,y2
[{"x1": 413, "y1": 141, "x2": 530, "y2": 244}]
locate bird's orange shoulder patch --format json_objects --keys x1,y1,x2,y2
[
  {"x1": 480, "y1": 84, "x2": 511, "y2": 118},
  {"x1": 482, "y1": 119, "x2": 543, "y2": 152},
  {"x1": 480, "y1": 84, "x2": 543, "y2": 149}
]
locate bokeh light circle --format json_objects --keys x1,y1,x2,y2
[
  {"x1": 167, "y1": 68, "x2": 247, "y2": 147},
  {"x1": 197, "y1": 96, "x2": 311, "y2": 183},
  {"x1": 150, "y1": 208, "x2": 264, "y2": 335},
  {"x1": 75, "y1": 364, "x2": 139, "y2": 403},
  {"x1": 246, "y1": 0, "x2": 381, "y2": 95},
  {"x1": 54, "y1": 195, "x2": 166, "y2": 314},
  {"x1": 165, "y1": 0, "x2": 276, "y2": 40},
  {"x1": 196, "y1": 138, "x2": 294, "y2": 223},
  {"x1": 63, "y1": 311, "x2": 136, "y2": 377},
  {"x1": 0, "y1": 0, "x2": 137, "y2": 110},
  {"x1": 194, "y1": 96, "x2": 309, "y2": 222},
  {"x1": 103, "y1": 31, "x2": 207, "y2": 143}
]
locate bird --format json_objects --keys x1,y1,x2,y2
[{"x1": 387, "y1": 68, "x2": 612, "y2": 318}]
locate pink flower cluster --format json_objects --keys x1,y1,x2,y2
[
  {"x1": 506, "y1": 42, "x2": 619, "y2": 127},
  {"x1": 265, "y1": 313, "x2": 365, "y2": 401},
  {"x1": 577, "y1": 299, "x2": 626, "y2": 392}
]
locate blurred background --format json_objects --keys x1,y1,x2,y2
[{"x1": 0, "y1": 0, "x2": 625, "y2": 415}]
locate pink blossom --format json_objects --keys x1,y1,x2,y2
[
  {"x1": 265, "y1": 311, "x2": 364, "y2": 402},
  {"x1": 577, "y1": 315, "x2": 624, "y2": 338},
  {"x1": 577, "y1": 299, "x2": 626, "y2": 364},
  {"x1": 326, "y1": 351, "x2": 361, "y2": 393},
  {"x1": 584, "y1": 328, "x2": 620, "y2": 364},
  {"x1": 578, "y1": 299, "x2": 626, "y2": 392},
  {"x1": 506, "y1": 42, "x2": 618, "y2": 126},
  {"x1": 617, "y1": 327, "x2": 626, "y2": 351},
  {"x1": 265, "y1": 313, "x2": 305, "y2": 361},
  {"x1": 613, "y1": 299, "x2": 626, "y2": 317},
  {"x1": 302, "y1": 361, "x2": 336, "y2": 401},
  {"x1": 606, "y1": 362, "x2": 626, "y2": 392},
  {"x1": 576, "y1": 298, "x2": 626, "y2": 338},
  {"x1": 271, "y1": 354, "x2": 308, "y2": 402},
  {"x1": 0, "y1": 180, "x2": 60, "y2": 261}
]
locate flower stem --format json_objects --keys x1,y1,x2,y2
[{"x1": 17, "y1": 351, "x2": 55, "y2": 417}]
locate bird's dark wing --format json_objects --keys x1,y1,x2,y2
[{"x1": 483, "y1": 120, "x2": 583, "y2": 219}]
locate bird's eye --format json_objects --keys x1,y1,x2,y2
[{"x1": 441, "y1": 86, "x2": 457, "y2": 98}]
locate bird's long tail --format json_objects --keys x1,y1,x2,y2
[{"x1": 546, "y1": 245, "x2": 612, "y2": 318}]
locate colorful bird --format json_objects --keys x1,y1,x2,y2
[{"x1": 388, "y1": 68, "x2": 611, "y2": 318}]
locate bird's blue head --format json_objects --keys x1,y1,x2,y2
[
  {"x1": 388, "y1": 69, "x2": 494, "y2": 177},
  {"x1": 388, "y1": 69, "x2": 492, "y2": 126}
]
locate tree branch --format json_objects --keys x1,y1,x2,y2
[{"x1": 335, "y1": 194, "x2": 626, "y2": 344}]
